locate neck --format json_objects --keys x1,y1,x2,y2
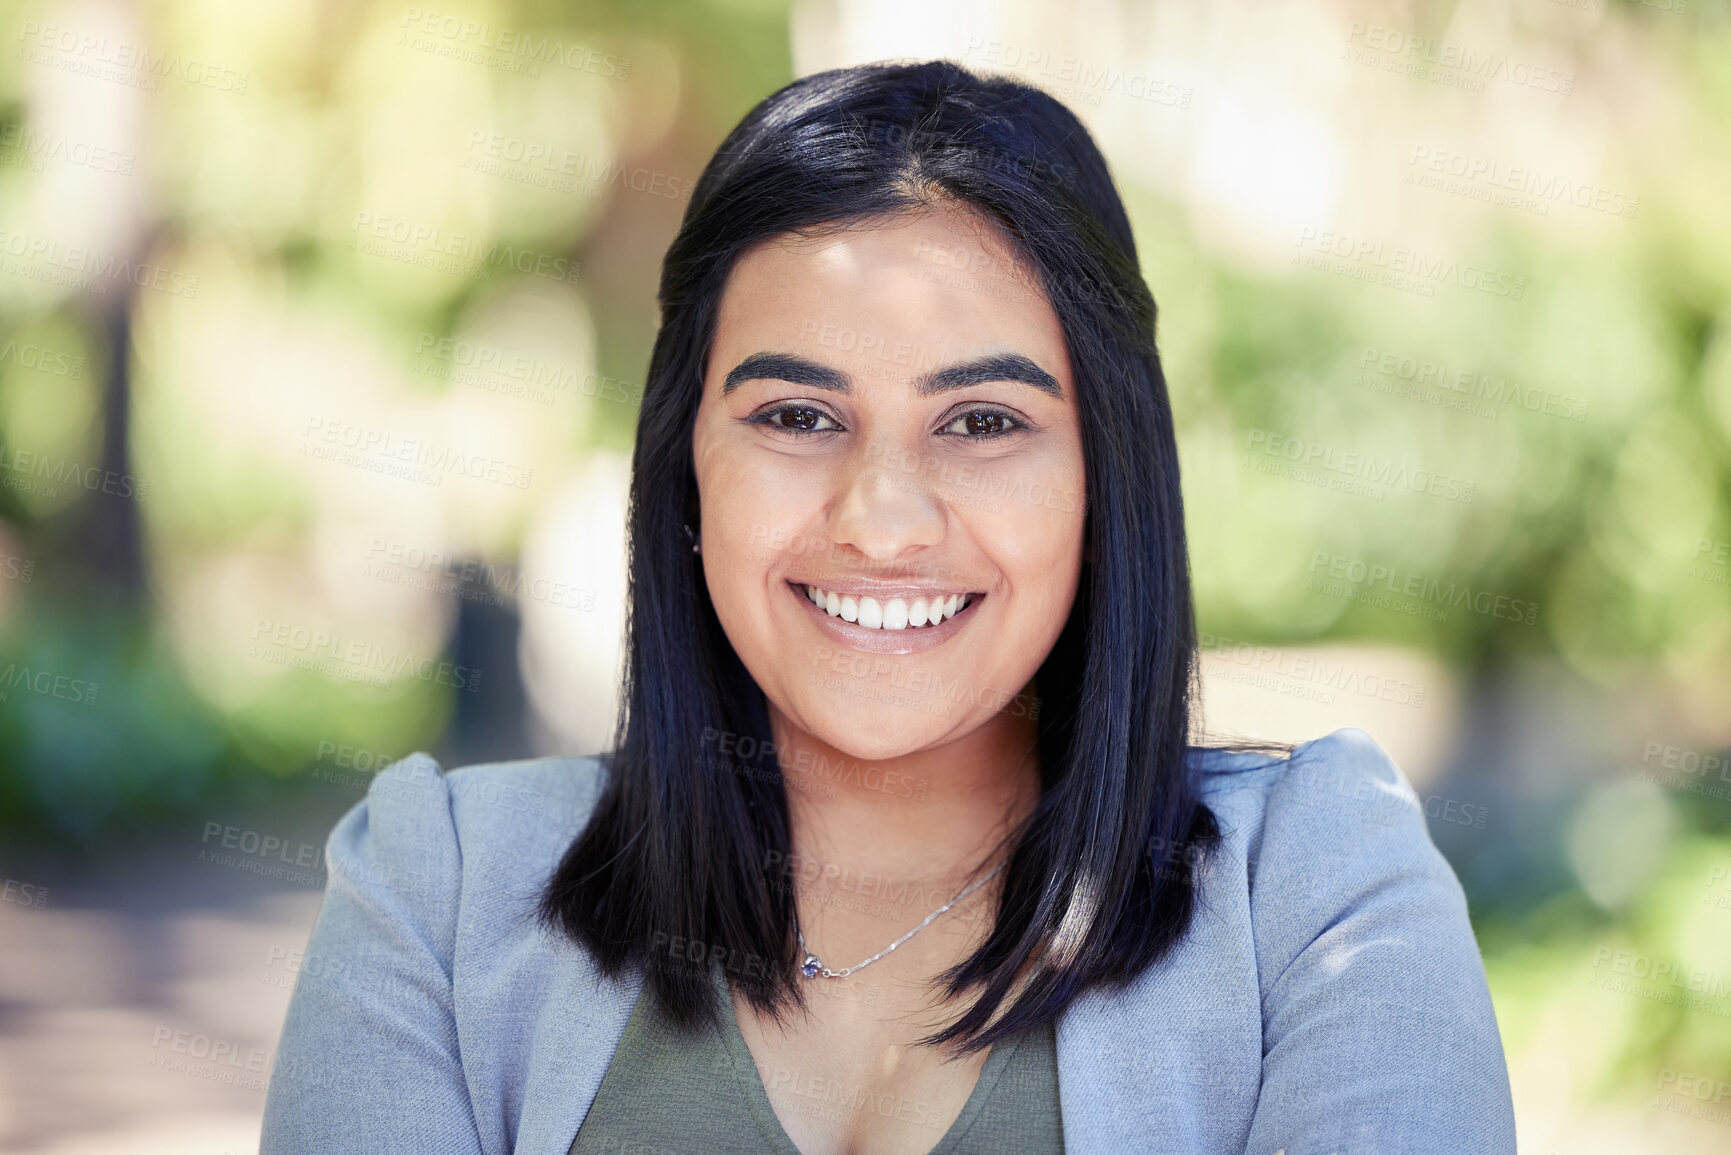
[{"x1": 767, "y1": 699, "x2": 1042, "y2": 888}]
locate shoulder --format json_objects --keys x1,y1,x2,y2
[
  {"x1": 261, "y1": 751, "x2": 618, "y2": 1150},
  {"x1": 323, "y1": 751, "x2": 610, "y2": 918},
  {"x1": 358, "y1": 749, "x2": 608, "y2": 841},
  {"x1": 1188, "y1": 727, "x2": 1425, "y2": 862},
  {"x1": 1186, "y1": 727, "x2": 1480, "y2": 997},
  {"x1": 1188, "y1": 729, "x2": 1516, "y2": 1150}
]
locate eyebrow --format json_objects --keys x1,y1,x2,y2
[{"x1": 721, "y1": 351, "x2": 1063, "y2": 399}]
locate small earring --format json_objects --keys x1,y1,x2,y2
[{"x1": 683, "y1": 522, "x2": 700, "y2": 554}]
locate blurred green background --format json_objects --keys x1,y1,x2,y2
[{"x1": 1, "y1": 0, "x2": 1729, "y2": 1149}]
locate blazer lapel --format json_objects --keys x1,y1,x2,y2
[{"x1": 1054, "y1": 852, "x2": 1264, "y2": 1153}]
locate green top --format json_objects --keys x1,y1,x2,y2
[{"x1": 568, "y1": 961, "x2": 1064, "y2": 1155}]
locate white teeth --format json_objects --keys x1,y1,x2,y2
[{"x1": 798, "y1": 584, "x2": 975, "y2": 630}]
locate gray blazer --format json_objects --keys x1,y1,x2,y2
[{"x1": 259, "y1": 728, "x2": 1517, "y2": 1153}]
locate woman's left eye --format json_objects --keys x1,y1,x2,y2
[
  {"x1": 940, "y1": 409, "x2": 1026, "y2": 439},
  {"x1": 751, "y1": 404, "x2": 841, "y2": 434}
]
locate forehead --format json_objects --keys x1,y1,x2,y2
[{"x1": 712, "y1": 201, "x2": 1065, "y2": 371}]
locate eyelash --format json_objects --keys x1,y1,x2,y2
[{"x1": 747, "y1": 403, "x2": 1029, "y2": 441}]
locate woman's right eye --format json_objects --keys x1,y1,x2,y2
[{"x1": 748, "y1": 404, "x2": 842, "y2": 435}]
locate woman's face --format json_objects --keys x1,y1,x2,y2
[{"x1": 691, "y1": 200, "x2": 1086, "y2": 762}]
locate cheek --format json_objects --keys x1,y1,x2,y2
[
  {"x1": 982, "y1": 496, "x2": 1084, "y2": 623},
  {"x1": 716, "y1": 484, "x2": 825, "y2": 577},
  {"x1": 1026, "y1": 528, "x2": 1085, "y2": 616},
  {"x1": 984, "y1": 479, "x2": 1085, "y2": 566},
  {"x1": 699, "y1": 462, "x2": 827, "y2": 616}
]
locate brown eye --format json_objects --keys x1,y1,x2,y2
[
  {"x1": 778, "y1": 405, "x2": 826, "y2": 430},
  {"x1": 941, "y1": 408, "x2": 1026, "y2": 439},
  {"x1": 747, "y1": 403, "x2": 841, "y2": 436}
]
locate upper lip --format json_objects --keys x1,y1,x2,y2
[{"x1": 790, "y1": 578, "x2": 987, "y2": 598}]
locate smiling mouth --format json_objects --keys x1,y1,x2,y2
[{"x1": 787, "y1": 581, "x2": 985, "y2": 632}]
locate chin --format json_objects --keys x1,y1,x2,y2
[{"x1": 786, "y1": 689, "x2": 958, "y2": 761}]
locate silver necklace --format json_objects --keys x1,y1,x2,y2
[{"x1": 794, "y1": 860, "x2": 1006, "y2": 979}]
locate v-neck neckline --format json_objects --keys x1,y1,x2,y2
[{"x1": 706, "y1": 961, "x2": 1025, "y2": 1155}]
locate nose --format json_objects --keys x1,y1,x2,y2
[{"x1": 826, "y1": 440, "x2": 946, "y2": 565}]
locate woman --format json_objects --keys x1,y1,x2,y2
[{"x1": 261, "y1": 60, "x2": 1516, "y2": 1154}]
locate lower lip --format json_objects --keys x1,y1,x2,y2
[{"x1": 788, "y1": 581, "x2": 983, "y2": 655}]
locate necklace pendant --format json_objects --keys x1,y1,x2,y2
[{"x1": 800, "y1": 954, "x2": 822, "y2": 978}]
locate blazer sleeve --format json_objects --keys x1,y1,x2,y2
[
  {"x1": 260, "y1": 752, "x2": 486, "y2": 1155},
  {"x1": 1241, "y1": 729, "x2": 1518, "y2": 1155}
]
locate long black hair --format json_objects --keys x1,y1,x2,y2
[{"x1": 539, "y1": 58, "x2": 1229, "y2": 1055}]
